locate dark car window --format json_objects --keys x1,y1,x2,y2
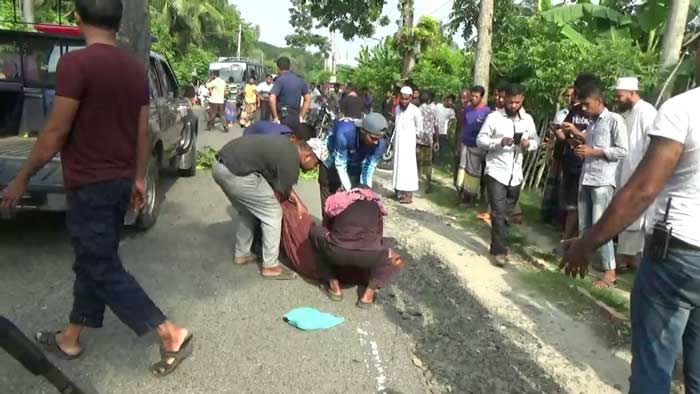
[
  {"x1": 159, "y1": 59, "x2": 179, "y2": 98},
  {"x1": 149, "y1": 57, "x2": 163, "y2": 99}
]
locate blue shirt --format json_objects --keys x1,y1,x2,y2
[
  {"x1": 270, "y1": 71, "x2": 308, "y2": 113},
  {"x1": 461, "y1": 105, "x2": 491, "y2": 147},
  {"x1": 327, "y1": 119, "x2": 387, "y2": 190},
  {"x1": 243, "y1": 121, "x2": 293, "y2": 136}
]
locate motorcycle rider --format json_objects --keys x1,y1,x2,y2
[{"x1": 318, "y1": 113, "x2": 389, "y2": 214}]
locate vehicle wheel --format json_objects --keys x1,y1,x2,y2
[
  {"x1": 178, "y1": 125, "x2": 197, "y2": 177},
  {"x1": 378, "y1": 148, "x2": 393, "y2": 170},
  {"x1": 137, "y1": 154, "x2": 161, "y2": 230}
]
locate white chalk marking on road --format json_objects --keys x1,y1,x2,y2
[{"x1": 357, "y1": 324, "x2": 389, "y2": 393}]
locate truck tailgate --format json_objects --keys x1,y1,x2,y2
[{"x1": 0, "y1": 137, "x2": 64, "y2": 193}]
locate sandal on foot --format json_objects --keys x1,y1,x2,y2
[
  {"x1": 150, "y1": 333, "x2": 194, "y2": 378},
  {"x1": 320, "y1": 285, "x2": 343, "y2": 302},
  {"x1": 233, "y1": 255, "x2": 257, "y2": 266},
  {"x1": 592, "y1": 278, "x2": 617, "y2": 289},
  {"x1": 356, "y1": 299, "x2": 375, "y2": 309},
  {"x1": 35, "y1": 331, "x2": 82, "y2": 360},
  {"x1": 261, "y1": 267, "x2": 298, "y2": 280}
]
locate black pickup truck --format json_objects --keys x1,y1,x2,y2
[{"x1": 0, "y1": 29, "x2": 198, "y2": 229}]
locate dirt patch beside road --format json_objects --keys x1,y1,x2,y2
[{"x1": 374, "y1": 170, "x2": 632, "y2": 393}]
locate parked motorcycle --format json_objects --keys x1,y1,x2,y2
[{"x1": 311, "y1": 103, "x2": 336, "y2": 140}]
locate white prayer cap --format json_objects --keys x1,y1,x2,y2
[
  {"x1": 307, "y1": 138, "x2": 329, "y2": 163},
  {"x1": 615, "y1": 77, "x2": 639, "y2": 91},
  {"x1": 400, "y1": 86, "x2": 413, "y2": 96}
]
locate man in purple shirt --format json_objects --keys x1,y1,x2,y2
[{"x1": 456, "y1": 86, "x2": 491, "y2": 204}]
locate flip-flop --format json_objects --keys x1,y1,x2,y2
[
  {"x1": 592, "y1": 278, "x2": 617, "y2": 289},
  {"x1": 319, "y1": 285, "x2": 343, "y2": 302},
  {"x1": 261, "y1": 268, "x2": 298, "y2": 280},
  {"x1": 150, "y1": 333, "x2": 194, "y2": 378},
  {"x1": 35, "y1": 331, "x2": 82, "y2": 360}
]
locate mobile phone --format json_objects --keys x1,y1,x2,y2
[
  {"x1": 513, "y1": 132, "x2": 523, "y2": 145},
  {"x1": 550, "y1": 122, "x2": 562, "y2": 130}
]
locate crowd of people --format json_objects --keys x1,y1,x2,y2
[{"x1": 1, "y1": 1, "x2": 699, "y2": 392}]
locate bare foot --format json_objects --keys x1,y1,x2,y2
[
  {"x1": 234, "y1": 255, "x2": 256, "y2": 265},
  {"x1": 328, "y1": 279, "x2": 342, "y2": 297}
]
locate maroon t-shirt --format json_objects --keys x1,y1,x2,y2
[{"x1": 55, "y1": 44, "x2": 149, "y2": 190}]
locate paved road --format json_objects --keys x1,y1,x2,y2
[{"x1": 0, "y1": 121, "x2": 425, "y2": 394}]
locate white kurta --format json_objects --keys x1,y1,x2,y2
[
  {"x1": 618, "y1": 99, "x2": 658, "y2": 232},
  {"x1": 392, "y1": 103, "x2": 422, "y2": 192}
]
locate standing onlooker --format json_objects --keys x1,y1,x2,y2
[
  {"x1": 240, "y1": 77, "x2": 259, "y2": 127},
  {"x1": 392, "y1": 86, "x2": 422, "y2": 204},
  {"x1": 270, "y1": 56, "x2": 310, "y2": 134},
  {"x1": 206, "y1": 69, "x2": 228, "y2": 132},
  {"x1": 339, "y1": 85, "x2": 366, "y2": 119},
  {"x1": 381, "y1": 90, "x2": 395, "y2": 122},
  {"x1": 327, "y1": 83, "x2": 341, "y2": 115},
  {"x1": 453, "y1": 88, "x2": 471, "y2": 185},
  {"x1": 576, "y1": 81, "x2": 628, "y2": 288},
  {"x1": 457, "y1": 86, "x2": 491, "y2": 204},
  {"x1": 363, "y1": 87, "x2": 373, "y2": 113},
  {"x1": 0, "y1": 0, "x2": 192, "y2": 375},
  {"x1": 560, "y1": 82, "x2": 700, "y2": 394},
  {"x1": 542, "y1": 86, "x2": 574, "y2": 225},
  {"x1": 477, "y1": 84, "x2": 539, "y2": 266},
  {"x1": 493, "y1": 85, "x2": 506, "y2": 110},
  {"x1": 417, "y1": 91, "x2": 439, "y2": 193},
  {"x1": 614, "y1": 77, "x2": 657, "y2": 271},
  {"x1": 412, "y1": 88, "x2": 421, "y2": 106},
  {"x1": 434, "y1": 94, "x2": 456, "y2": 166},
  {"x1": 256, "y1": 74, "x2": 274, "y2": 121},
  {"x1": 309, "y1": 82, "x2": 322, "y2": 111},
  {"x1": 552, "y1": 74, "x2": 596, "y2": 256}
]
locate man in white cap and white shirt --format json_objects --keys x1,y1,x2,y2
[
  {"x1": 613, "y1": 77, "x2": 657, "y2": 271},
  {"x1": 392, "y1": 86, "x2": 423, "y2": 203},
  {"x1": 212, "y1": 134, "x2": 328, "y2": 280}
]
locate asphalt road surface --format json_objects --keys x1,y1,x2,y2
[{"x1": 0, "y1": 119, "x2": 426, "y2": 394}]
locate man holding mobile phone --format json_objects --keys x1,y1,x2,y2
[{"x1": 477, "y1": 84, "x2": 539, "y2": 266}]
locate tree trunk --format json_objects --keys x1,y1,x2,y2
[
  {"x1": 22, "y1": 0, "x2": 35, "y2": 23},
  {"x1": 400, "y1": 0, "x2": 415, "y2": 79},
  {"x1": 660, "y1": 0, "x2": 691, "y2": 68},
  {"x1": 118, "y1": 0, "x2": 151, "y2": 64},
  {"x1": 473, "y1": 0, "x2": 494, "y2": 102}
]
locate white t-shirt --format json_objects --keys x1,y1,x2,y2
[
  {"x1": 206, "y1": 77, "x2": 227, "y2": 104},
  {"x1": 435, "y1": 103, "x2": 456, "y2": 135},
  {"x1": 646, "y1": 87, "x2": 700, "y2": 247},
  {"x1": 257, "y1": 82, "x2": 273, "y2": 94}
]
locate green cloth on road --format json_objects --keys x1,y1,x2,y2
[{"x1": 284, "y1": 307, "x2": 345, "y2": 330}]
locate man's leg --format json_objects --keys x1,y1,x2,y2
[
  {"x1": 218, "y1": 104, "x2": 229, "y2": 132},
  {"x1": 318, "y1": 165, "x2": 341, "y2": 219},
  {"x1": 629, "y1": 248, "x2": 700, "y2": 394},
  {"x1": 309, "y1": 226, "x2": 341, "y2": 296},
  {"x1": 207, "y1": 104, "x2": 216, "y2": 130},
  {"x1": 54, "y1": 180, "x2": 189, "y2": 365},
  {"x1": 212, "y1": 163, "x2": 260, "y2": 263},
  {"x1": 485, "y1": 176, "x2": 509, "y2": 259},
  {"x1": 591, "y1": 186, "x2": 617, "y2": 286},
  {"x1": 683, "y1": 307, "x2": 700, "y2": 394}
]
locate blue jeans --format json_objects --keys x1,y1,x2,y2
[
  {"x1": 630, "y1": 245, "x2": 700, "y2": 394},
  {"x1": 66, "y1": 179, "x2": 166, "y2": 336},
  {"x1": 578, "y1": 185, "x2": 616, "y2": 270}
]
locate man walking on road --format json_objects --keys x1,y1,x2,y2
[
  {"x1": 417, "y1": 91, "x2": 439, "y2": 193},
  {"x1": 269, "y1": 57, "x2": 310, "y2": 134},
  {"x1": 560, "y1": 85, "x2": 700, "y2": 394},
  {"x1": 477, "y1": 84, "x2": 539, "y2": 266},
  {"x1": 392, "y1": 86, "x2": 422, "y2": 204},
  {"x1": 434, "y1": 94, "x2": 456, "y2": 166},
  {"x1": 613, "y1": 77, "x2": 657, "y2": 271},
  {"x1": 257, "y1": 74, "x2": 274, "y2": 121},
  {"x1": 575, "y1": 81, "x2": 629, "y2": 289},
  {"x1": 206, "y1": 70, "x2": 228, "y2": 133},
  {"x1": 212, "y1": 135, "x2": 328, "y2": 279},
  {"x1": 0, "y1": 0, "x2": 192, "y2": 377}
]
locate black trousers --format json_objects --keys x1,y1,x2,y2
[
  {"x1": 309, "y1": 226, "x2": 393, "y2": 286},
  {"x1": 486, "y1": 175, "x2": 521, "y2": 256},
  {"x1": 66, "y1": 179, "x2": 166, "y2": 336}
]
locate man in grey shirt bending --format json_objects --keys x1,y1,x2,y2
[
  {"x1": 575, "y1": 80, "x2": 628, "y2": 289},
  {"x1": 212, "y1": 135, "x2": 328, "y2": 279}
]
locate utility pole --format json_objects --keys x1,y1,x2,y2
[
  {"x1": 473, "y1": 0, "x2": 495, "y2": 102},
  {"x1": 118, "y1": 0, "x2": 150, "y2": 64},
  {"x1": 21, "y1": 0, "x2": 35, "y2": 24},
  {"x1": 237, "y1": 24, "x2": 242, "y2": 58}
]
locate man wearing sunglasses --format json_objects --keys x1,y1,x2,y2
[{"x1": 318, "y1": 113, "x2": 389, "y2": 215}]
